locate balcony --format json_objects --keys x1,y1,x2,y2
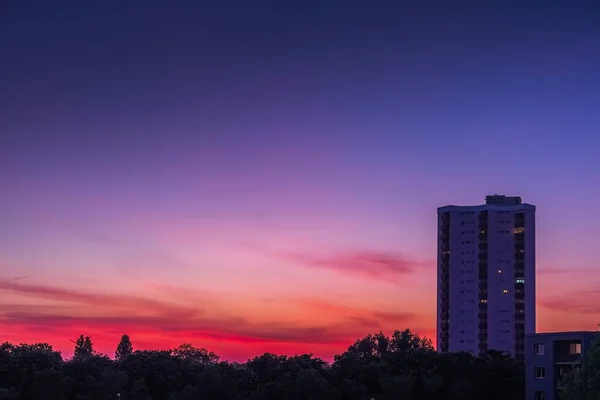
[
  {"x1": 515, "y1": 292, "x2": 525, "y2": 300},
  {"x1": 554, "y1": 341, "x2": 584, "y2": 363},
  {"x1": 515, "y1": 323, "x2": 525, "y2": 330}
]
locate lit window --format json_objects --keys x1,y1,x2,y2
[
  {"x1": 498, "y1": 269, "x2": 502, "y2": 273},
  {"x1": 534, "y1": 343, "x2": 545, "y2": 355},
  {"x1": 502, "y1": 289, "x2": 508, "y2": 294},
  {"x1": 516, "y1": 279, "x2": 525, "y2": 284},
  {"x1": 480, "y1": 299, "x2": 487, "y2": 303},
  {"x1": 534, "y1": 367, "x2": 545, "y2": 379},
  {"x1": 569, "y1": 343, "x2": 582, "y2": 355},
  {"x1": 514, "y1": 227, "x2": 525, "y2": 234}
]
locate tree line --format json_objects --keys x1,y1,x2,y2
[{"x1": 0, "y1": 329, "x2": 525, "y2": 400}]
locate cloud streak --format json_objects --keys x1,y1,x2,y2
[
  {"x1": 0, "y1": 279, "x2": 419, "y2": 350},
  {"x1": 0, "y1": 279, "x2": 196, "y2": 318},
  {"x1": 538, "y1": 267, "x2": 599, "y2": 275},
  {"x1": 278, "y1": 250, "x2": 428, "y2": 281},
  {"x1": 299, "y1": 299, "x2": 417, "y2": 332},
  {"x1": 540, "y1": 291, "x2": 600, "y2": 314}
]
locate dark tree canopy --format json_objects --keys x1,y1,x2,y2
[
  {"x1": 73, "y1": 335, "x2": 94, "y2": 358},
  {"x1": 0, "y1": 330, "x2": 525, "y2": 400},
  {"x1": 115, "y1": 334, "x2": 134, "y2": 361}
]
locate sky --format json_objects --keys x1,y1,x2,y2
[{"x1": 1, "y1": 1, "x2": 600, "y2": 362}]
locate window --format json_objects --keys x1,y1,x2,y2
[
  {"x1": 534, "y1": 344, "x2": 545, "y2": 355},
  {"x1": 534, "y1": 391, "x2": 545, "y2": 400},
  {"x1": 534, "y1": 367, "x2": 545, "y2": 379},
  {"x1": 569, "y1": 343, "x2": 582, "y2": 354},
  {"x1": 502, "y1": 289, "x2": 508, "y2": 294},
  {"x1": 516, "y1": 278, "x2": 525, "y2": 284}
]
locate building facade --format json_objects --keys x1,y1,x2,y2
[
  {"x1": 437, "y1": 195, "x2": 536, "y2": 360},
  {"x1": 526, "y1": 331, "x2": 597, "y2": 400}
]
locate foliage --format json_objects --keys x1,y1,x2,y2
[
  {"x1": 116, "y1": 335, "x2": 134, "y2": 361},
  {"x1": 560, "y1": 334, "x2": 600, "y2": 400},
  {"x1": 171, "y1": 343, "x2": 220, "y2": 365},
  {"x1": 73, "y1": 335, "x2": 94, "y2": 359},
  {"x1": 0, "y1": 330, "x2": 525, "y2": 400}
]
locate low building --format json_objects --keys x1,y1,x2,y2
[{"x1": 526, "y1": 331, "x2": 597, "y2": 400}]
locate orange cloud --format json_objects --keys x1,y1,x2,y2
[
  {"x1": 0, "y1": 278, "x2": 428, "y2": 360},
  {"x1": 0, "y1": 279, "x2": 197, "y2": 318}
]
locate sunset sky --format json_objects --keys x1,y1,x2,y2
[{"x1": 1, "y1": 1, "x2": 600, "y2": 362}]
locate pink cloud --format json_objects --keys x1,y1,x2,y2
[
  {"x1": 278, "y1": 250, "x2": 429, "y2": 281},
  {"x1": 539, "y1": 290, "x2": 600, "y2": 314},
  {"x1": 0, "y1": 279, "x2": 425, "y2": 354},
  {"x1": 538, "y1": 267, "x2": 599, "y2": 275}
]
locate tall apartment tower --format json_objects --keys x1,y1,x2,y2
[{"x1": 437, "y1": 195, "x2": 535, "y2": 360}]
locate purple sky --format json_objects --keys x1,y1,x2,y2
[{"x1": 1, "y1": 1, "x2": 600, "y2": 360}]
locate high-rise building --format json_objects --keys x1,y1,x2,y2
[{"x1": 437, "y1": 194, "x2": 535, "y2": 360}]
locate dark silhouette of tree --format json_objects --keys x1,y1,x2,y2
[
  {"x1": 115, "y1": 334, "x2": 133, "y2": 361},
  {"x1": 411, "y1": 369, "x2": 425, "y2": 400},
  {"x1": 73, "y1": 335, "x2": 94, "y2": 358},
  {"x1": 0, "y1": 342, "x2": 64, "y2": 399},
  {"x1": 0, "y1": 330, "x2": 526, "y2": 400},
  {"x1": 62, "y1": 354, "x2": 126, "y2": 400},
  {"x1": 171, "y1": 343, "x2": 219, "y2": 365}
]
